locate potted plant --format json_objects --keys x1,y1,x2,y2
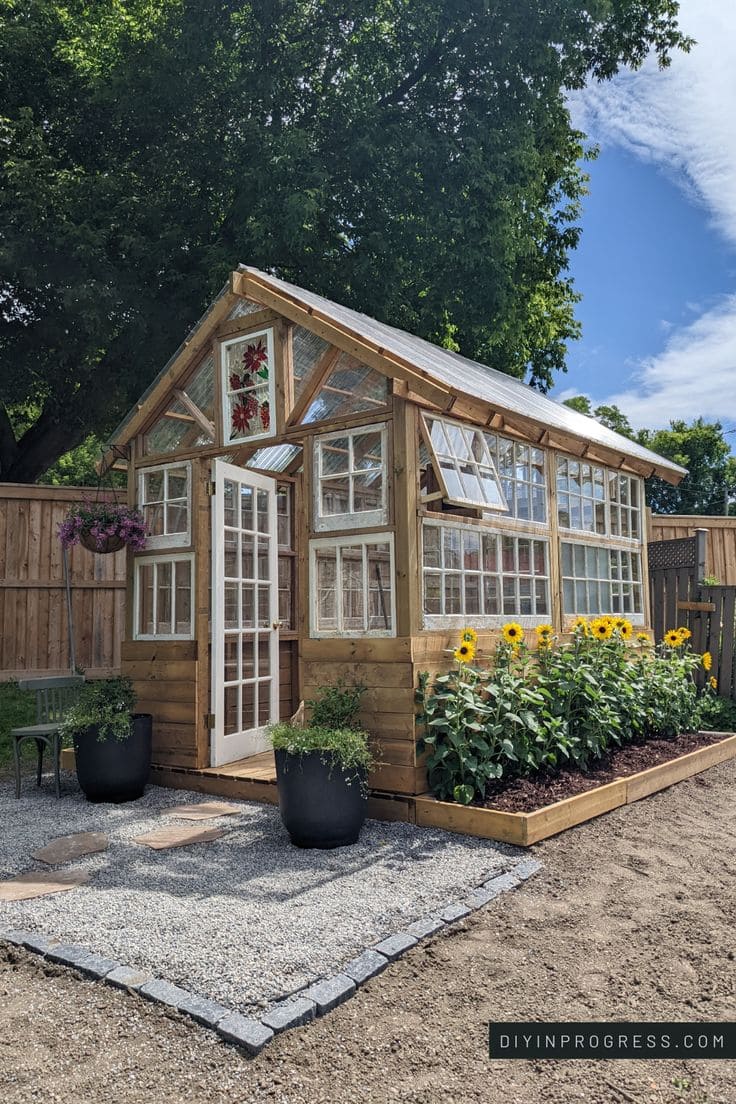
[
  {"x1": 60, "y1": 676, "x2": 152, "y2": 803},
  {"x1": 269, "y1": 681, "x2": 374, "y2": 849},
  {"x1": 58, "y1": 499, "x2": 148, "y2": 554}
]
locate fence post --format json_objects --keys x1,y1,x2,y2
[{"x1": 694, "y1": 528, "x2": 708, "y2": 583}]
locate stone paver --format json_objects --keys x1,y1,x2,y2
[
  {"x1": 132, "y1": 825, "x2": 227, "y2": 850},
  {"x1": 373, "y1": 932, "x2": 418, "y2": 960},
  {"x1": 174, "y1": 991, "x2": 231, "y2": 1028},
  {"x1": 342, "y1": 948, "x2": 390, "y2": 986},
  {"x1": 217, "y1": 1012, "x2": 274, "y2": 1054},
  {"x1": 405, "y1": 916, "x2": 445, "y2": 940},
  {"x1": 303, "y1": 974, "x2": 356, "y2": 1014},
  {"x1": 31, "y1": 831, "x2": 109, "y2": 865},
  {"x1": 0, "y1": 869, "x2": 90, "y2": 902},
  {"x1": 165, "y1": 801, "x2": 241, "y2": 821},
  {"x1": 139, "y1": 978, "x2": 192, "y2": 1008},
  {"x1": 439, "y1": 902, "x2": 472, "y2": 923},
  {"x1": 261, "y1": 997, "x2": 316, "y2": 1033},
  {"x1": 104, "y1": 965, "x2": 154, "y2": 991}
]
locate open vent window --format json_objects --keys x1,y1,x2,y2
[{"x1": 421, "y1": 414, "x2": 508, "y2": 513}]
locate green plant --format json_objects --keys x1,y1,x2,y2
[
  {"x1": 307, "y1": 679, "x2": 366, "y2": 730},
  {"x1": 60, "y1": 677, "x2": 137, "y2": 743},
  {"x1": 697, "y1": 691, "x2": 736, "y2": 732},
  {"x1": 700, "y1": 574, "x2": 720, "y2": 587},
  {"x1": 269, "y1": 723, "x2": 374, "y2": 779},
  {"x1": 0, "y1": 681, "x2": 36, "y2": 772}
]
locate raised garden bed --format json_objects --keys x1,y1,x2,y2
[{"x1": 414, "y1": 731, "x2": 736, "y2": 847}]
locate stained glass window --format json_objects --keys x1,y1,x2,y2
[{"x1": 222, "y1": 329, "x2": 275, "y2": 443}]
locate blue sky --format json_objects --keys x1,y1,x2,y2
[{"x1": 557, "y1": 0, "x2": 736, "y2": 433}]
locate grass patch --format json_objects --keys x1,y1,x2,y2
[{"x1": 0, "y1": 681, "x2": 37, "y2": 776}]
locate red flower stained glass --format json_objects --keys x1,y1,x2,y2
[
  {"x1": 243, "y1": 341, "x2": 268, "y2": 375},
  {"x1": 260, "y1": 401, "x2": 270, "y2": 430},
  {"x1": 229, "y1": 372, "x2": 242, "y2": 391},
  {"x1": 232, "y1": 401, "x2": 251, "y2": 434}
]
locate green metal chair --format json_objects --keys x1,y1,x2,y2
[{"x1": 11, "y1": 676, "x2": 85, "y2": 799}]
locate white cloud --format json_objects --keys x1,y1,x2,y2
[
  {"x1": 603, "y1": 295, "x2": 736, "y2": 428},
  {"x1": 568, "y1": 0, "x2": 736, "y2": 429}
]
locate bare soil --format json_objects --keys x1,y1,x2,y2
[
  {"x1": 483, "y1": 729, "x2": 730, "y2": 812},
  {"x1": 2, "y1": 760, "x2": 735, "y2": 1104}
]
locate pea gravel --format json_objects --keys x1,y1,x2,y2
[{"x1": 0, "y1": 780, "x2": 520, "y2": 1014}]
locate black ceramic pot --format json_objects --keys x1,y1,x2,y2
[
  {"x1": 274, "y1": 748, "x2": 368, "y2": 849},
  {"x1": 73, "y1": 713, "x2": 152, "y2": 803}
]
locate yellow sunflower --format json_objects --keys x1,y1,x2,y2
[
  {"x1": 460, "y1": 627, "x2": 478, "y2": 645},
  {"x1": 502, "y1": 622, "x2": 524, "y2": 644},
  {"x1": 535, "y1": 623, "x2": 554, "y2": 639},
  {"x1": 454, "y1": 641, "x2": 476, "y2": 664},
  {"x1": 709, "y1": 676, "x2": 717, "y2": 691},
  {"x1": 636, "y1": 632, "x2": 652, "y2": 645},
  {"x1": 570, "y1": 616, "x2": 590, "y2": 636},
  {"x1": 677, "y1": 627, "x2": 692, "y2": 642},
  {"x1": 591, "y1": 618, "x2": 612, "y2": 640},
  {"x1": 664, "y1": 629, "x2": 682, "y2": 647},
  {"x1": 702, "y1": 651, "x2": 712, "y2": 672},
  {"x1": 611, "y1": 617, "x2": 633, "y2": 640}
]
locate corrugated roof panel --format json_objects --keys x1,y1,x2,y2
[{"x1": 239, "y1": 266, "x2": 686, "y2": 480}]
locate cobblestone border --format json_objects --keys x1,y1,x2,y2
[{"x1": 0, "y1": 856, "x2": 541, "y2": 1056}]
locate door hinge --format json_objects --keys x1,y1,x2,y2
[
  {"x1": 204, "y1": 713, "x2": 215, "y2": 728},
  {"x1": 207, "y1": 480, "x2": 216, "y2": 496}
]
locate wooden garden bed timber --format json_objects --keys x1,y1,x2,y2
[{"x1": 414, "y1": 732, "x2": 736, "y2": 847}]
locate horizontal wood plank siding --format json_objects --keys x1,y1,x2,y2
[{"x1": 0, "y1": 483, "x2": 126, "y2": 679}]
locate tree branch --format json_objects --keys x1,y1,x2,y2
[{"x1": 0, "y1": 404, "x2": 20, "y2": 478}]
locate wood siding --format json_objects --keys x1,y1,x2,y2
[
  {"x1": 649, "y1": 514, "x2": 736, "y2": 586},
  {"x1": 0, "y1": 483, "x2": 126, "y2": 679}
]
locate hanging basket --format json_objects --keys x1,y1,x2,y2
[{"x1": 79, "y1": 530, "x2": 126, "y2": 555}]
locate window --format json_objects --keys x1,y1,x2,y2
[
  {"x1": 276, "y1": 485, "x2": 295, "y2": 629},
  {"x1": 492, "y1": 438, "x2": 547, "y2": 523},
  {"x1": 423, "y1": 415, "x2": 506, "y2": 511},
  {"x1": 134, "y1": 554, "x2": 194, "y2": 639},
  {"x1": 422, "y1": 520, "x2": 549, "y2": 625},
  {"x1": 138, "y1": 462, "x2": 191, "y2": 548},
  {"x1": 314, "y1": 423, "x2": 388, "y2": 530},
  {"x1": 557, "y1": 457, "x2": 642, "y2": 538},
  {"x1": 310, "y1": 535, "x2": 395, "y2": 636},
  {"x1": 143, "y1": 355, "x2": 215, "y2": 457},
  {"x1": 609, "y1": 472, "x2": 641, "y2": 539},
  {"x1": 302, "y1": 353, "x2": 389, "y2": 424},
  {"x1": 221, "y1": 328, "x2": 275, "y2": 443},
  {"x1": 561, "y1": 542, "x2": 643, "y2": 618}
]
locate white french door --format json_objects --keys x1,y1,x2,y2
[{"x1": 211, "y1": 460, "x2": 279, "y2": 766}]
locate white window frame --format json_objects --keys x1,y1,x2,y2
[
  {"x1": 422, "y1": 413, "x2": 508, "y2": 512},
  {"x1": 133, "y1": 553, "x2": 195, "y2": 640},
  {"x1": 556, "y1": 453, "x2": 643, "y2": 543},
  {"x1": 560, "y1": 539, "x2": 645, "y2": 623},
  {"x1": 421, "y1": 518, "x2": 550, "y2": 630},
  {"x1": 221, "y1": 327, "x2": 276, "y2": 445},
  {"x1": 608, "y1": 471, "x2": 642, "y2": 540},
  {"x1": 313, "y1": 422, "x2": 389, "y2": 532},
  {"x1": 309, "y1": 533, "x2": 396, "y2": 638},
  {"x1": 137, "y1": 460, "x2": 192, "y2": 549}
]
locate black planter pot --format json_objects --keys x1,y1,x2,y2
[
  {"x1": 274, "y1": 748, "x2": 368, "y2": 849},
  {"x1": 73, "y1": 713, "x2": 152, "y2": 803}
]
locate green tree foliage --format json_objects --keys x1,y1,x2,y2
[
  {"x1": 0, "y1": 1, "x2": 691, "y2": 481},
  {"x1": 563, "y1": 397, "x2": 736, "y2": 515}
]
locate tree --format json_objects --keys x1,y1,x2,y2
[
  {"x1": 563, "y1": 397, "x2": 736, "y2": 514},
  {"x1": 0, "y1": 1, "x2": 691, "y2": 481}
]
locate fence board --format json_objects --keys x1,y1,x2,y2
[
  {"x1": 650, "y1": 515, "x2": 736, "y2": 585},
  {"x1": 0, "y1": 483, "x2": 126, "y2": 679}
]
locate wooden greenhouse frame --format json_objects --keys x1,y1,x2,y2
[{"x1": 104, "y1": 266, "x2": 687, "y2": 818}]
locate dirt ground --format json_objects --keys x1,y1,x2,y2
[{"x1": 1, "y1": 761, "x2": 734, "y2": 1104}]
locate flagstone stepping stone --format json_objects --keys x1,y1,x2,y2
[
  {"x1": 31, "y1": 832, "x2": 109, "y2": 866},
  {"x1": 132, "y1": 825, "x2": 227, "y2": 850},
  {"x1": 0, "y1": 870, "x2": 90, "y2": 902},
  {"x1": 165, "y1": 801, "x2": 241, "y2": 821}
]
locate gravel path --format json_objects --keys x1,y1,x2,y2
[
  {"x1": 1, "y1": 761, "x2": 733, "y2": 1104},
  {"x1": 0, "y1": 781, "x2": 518, "y2": 1012}
]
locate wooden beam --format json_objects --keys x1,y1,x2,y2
[
  {"x1": 173, "y1": 389, "x2": 215, "y2": 440},
  {"x1": 215, "y1": 308, "x2": 281, "y2": 340}
]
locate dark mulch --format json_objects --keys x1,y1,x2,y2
[{"x1": 482, "y1": 728, "x2": 733, "y2": 813}]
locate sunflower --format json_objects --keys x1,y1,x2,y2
[
  {"x1": 502, "y1": 623, "x2": 524, "y2": 644},
  {"x1": 664, "y1": 629, "x2": 682, "y2": 647},
  {"x1": 616, "y1": 619, "x2": 633, "y2": 640},
  {"x1": 570, "y1": 616, "x2": 590, "y2": 636},
  {"x1": 702, "y1": 651, "x2": 712, "y2": 672},
  {"x1": 636, "y1": 632, "x2": 652, "y2": 645},
  {"x1": 709, "y1": 676, "x2": 717, "y2": 691},
  {"x1": 677, "y1": 627, "x2": 692, "y2": 642},
  {"x1": 591, "y1": 618, "x2": 612, "y2": 640},
  {"x1": 454, "y1": 641, "x2": 476, "y2": 664},
  {"x1": 535, "y1": 624, "x2": 554, "y2": 639},
  {"x1": 460, "y1": 627, "x2": 478, "y2": 645}
]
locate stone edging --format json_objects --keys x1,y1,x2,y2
[{"x1": 0, "y1": 856, "x2": 541, "y2": 1056}]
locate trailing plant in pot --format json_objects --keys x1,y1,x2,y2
[
  {"x1": 58, "y1": 499, "x2": 148, "y2": 554},
  {"x1": 269, "y1": 681, "x2": 373, "y2": 849},
  {"x1": 60, "y1": 676, "x2": 152, "y2": 803}
]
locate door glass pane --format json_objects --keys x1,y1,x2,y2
[
  {"x1": 224, "y1": 685, "x2": 239, "y2": 735},
  {"x1": 224, "y1": 531, "x2": 238, "y2": 578},
  {"x1": 224, "y1": 636, "x2": 239, "y2": 682},
  {"x1": 367, "y1": 543, "x2": 392, "y2": 630},
  {"x1": 257, "y1": 585, "x2": 270, "y2": 627},
  {"x1": 241, "y1": 536, "x2": 254, "y2": 580},
  {"x1": 225, "y1": 583, "x2": 239, "y2": 629},
  {"x1": 258, "y1": 683, "x2": 271, "y2": 726},
  {"x1": 140, "y1": 563, "x2": 154, "y2": 635},
  {"x1": 256, "y1": 489, "x2": 269, "y2": 533},
  {"x1": 241, "y1": 681, "x2": 255, "y2": 730},
  {"x1": 240, "y1": 485, "x2": 254, "y2": 531},
  {"x1": 241, "y1": 584, "x2": 255, "y2": 628},
  {"x1": 257, "y1": 634, "x2": 270, "y2": 676},
  {"x1": 341, "y1": 548, "x2": 364, "y2": 630},
  {"x1": 257, "y1": 537, "x2": 270, "y2": 581},
  {"x1": 242, "y1": 637, "x2": 254, "y2": 678},
  {"x1": 224, "y1": 480, "x2": 236, "y2": 527}
]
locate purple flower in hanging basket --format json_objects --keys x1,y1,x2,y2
[{"x1": 58, "y1": 499, "x2": 149, "y2": 553}]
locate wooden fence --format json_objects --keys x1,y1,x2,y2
[
  {"x1": 650, "y1": 514, "x2": 736, "y2": 586},
  {"x1": 648, "y1": 528, "x2": 736, "y2": 698},
  {"x1": 0, "y1": 483, "x2": 126, "y2": 680}
]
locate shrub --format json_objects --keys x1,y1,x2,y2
[
  {"x1": 60, "y1": 677, "x2": 137, "y2": 743},
  {"x1": 307, "y1": 679, "x2": 366, "y2": 730},
  {"x1": 418, "y1": 620, "x2": 706, "y2": 805},
  {"x1": 269, "y1": 723, "x2": 374, "y2": 778}
]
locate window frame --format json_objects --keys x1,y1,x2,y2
[
  {"x1": 421, "y1": 518, "x2": 551, "y2": 630},
  {"x1": 133, "y1": 552, "x2": 195, "y2": 640},
  {"x1": 560, "y1": 538, "x2": 645, "y2": 623},
  {"x1": 309, "y1": 532, "x2": 396, "y2": 638},
  {"x1": 421, "y1": 413, "x2": 509, "y2": 513},
  {"x1": 313, "y1": 422, "x2": 389, "y2": 532},
  {"x1": 137, "y1": 460, "x2": 192, "y2": 550},
  {"x1": 220, "y1": 327, "x2": 276, "y2": 446},
  {"x1": 556, "y1": 453, "x2": 643, "y2": 542}
]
